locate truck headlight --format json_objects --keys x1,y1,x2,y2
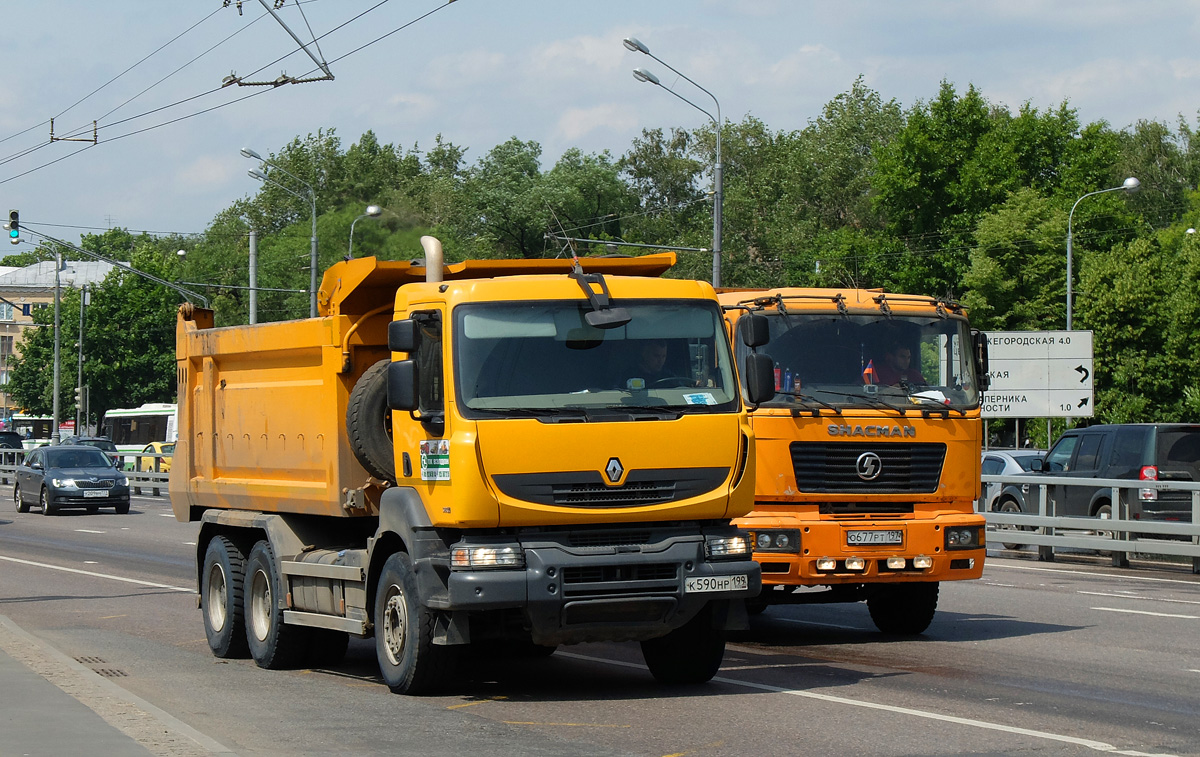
[
  {"x1": 748, "y1": 529, "x2": 801, "y2": 553},
  {"x1": 944, "y1": 526, "x2": 984, "y2": 550},
  {"x1": 705, "y1": 534, "x2": 750, "y2": 560},
  {"x1": 451, "y1": 544, "x2": 524, "y2": 569}
]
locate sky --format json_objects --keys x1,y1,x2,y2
[{"x1": 2, "y1": 1, "x2": 1199, "y2": 249}]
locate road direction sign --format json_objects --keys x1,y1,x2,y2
[{"x1": 982, "y1": 331, "x2": 1094, "y2": 418}]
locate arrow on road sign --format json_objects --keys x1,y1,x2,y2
[
  {"x1": 1075, "y1": 365, "x2": 1090, "y2": 383},
  {"x1": 1079, "y1": 397, "x2": 1089, "y2": 408}
]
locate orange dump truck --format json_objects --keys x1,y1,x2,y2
[
  {"x1": 718, "y1": 288, "x2": 989, "y2": 633},
  {"x1": 171, "y1": 238, "x2": 769, "y2": 694}
]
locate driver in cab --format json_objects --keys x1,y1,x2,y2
[
  {"x1": 876, "y1": 342, "x2": 926, "y2": 387},
  {"x1": 626, "y1": 339, "x2": 676, "y2": 388}
]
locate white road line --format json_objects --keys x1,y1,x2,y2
[
  {"x1": 1079, "y1": 591, "x2": 1200, "y2": 606},
  {"x1": 159, "y1": 513, "x2": 174, "y2": 517},
  {"x1": 987, "y1": 562, "x2": 1200, "y2": 587},
  {"x1": 0, "y1": 555, "x2": 192, "y2": 593},
  {"x1": 73, "y1": 529, "x2": 105, "y2": 534},
  {"x1": 557, "y1": 651, "x2": 1175, "y2": 756},
  {"x1": 1092, "y1": 607, "x2": 1198, "y2": 620},
  {"x1": 771, "y1": 617, "x2": 864, "y2": 631}
]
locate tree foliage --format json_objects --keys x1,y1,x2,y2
[{"x1": 10, "y1": 80, "x2": 1200, "y2": 426}]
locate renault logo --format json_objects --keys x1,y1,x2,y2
[
  {"x1": 604, "y1": 457, "x2": 624, "y2": 483},
  {"x1": 855, "y1": 452, "x2": 882, "y2": 481}
]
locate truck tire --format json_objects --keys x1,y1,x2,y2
[
  {"x1": 244, "y1": 540, "x2": 307, "y2": 669},
  {"x1": 374, "y1": 551, "x2": 457, "y2": 695},
  {"x1": 640, "y1": 605, "x2": 726, "y2": 685},
  {"x1": 867, "y1": 582, "x2": 939, "y2": 635},
  {"x1": 346, "y1": 358, "x2": 395, "y2": 482},
  {"x1": 201, "y1": 536, "x2": 249, "y2": 658}
]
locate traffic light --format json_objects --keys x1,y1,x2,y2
[
  {"x1": 7, "y1": 210, "x2": 17, "y2": 245},
  {"x1": 74, "y1": 386, "x2": 82, "y2": 405}
]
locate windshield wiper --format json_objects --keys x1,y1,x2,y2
[
  {"x1": 600, "y1": 403, "x2": 685, "y2": 419},
  {"x1": 818, "y1": 390, "x2": 908, "y2": 416},
  {"x1": 776, "y1": 390, "x2": 841, "y2": 415}
]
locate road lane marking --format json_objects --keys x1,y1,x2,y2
[
  {"x1": 557, "y1": 651, "x2": 1177, "y2": 756},
  {"x1": 987, "y1": 562, "x2": 1200, "y2": 587},
  {"x1": 502, "y1": 721, "x2": 630, "y2": 728},
  {"x1": 1091, "y1": 607, "x2": 1198, "y2": 619},
  {"x1": 447, "y1": 696, "x2": 508, "y2": 709},
  {"x1": 771, "y1": 617, "x2": 864, "y2": 631},
  {"x1": 1080, "y1": 591, "x2": 1200, "y2": 606},
  {"x1": 0, "y1": 555, "x2": 192, "y2": 592},
  {"x1": 159, "y1": 513, "x2": 174, "y2": 517},
  {"x1": 74, "y1": 529, "x2": 106, "y2": 534}
]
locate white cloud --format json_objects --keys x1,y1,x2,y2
[{"x1": 556, "y1": 104, "x2": 638, "y2": 142}]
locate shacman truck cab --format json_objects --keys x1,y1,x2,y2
[
  {"x1": 718, "y1": 288, "x2": 989, "y2": 634},
  {"x1": 171, "y1": 237, "x2": 771, "y2": 694}
]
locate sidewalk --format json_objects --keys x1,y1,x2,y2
[{"x1": 0, "y1": 615, "x2": 234, "y2": 756}]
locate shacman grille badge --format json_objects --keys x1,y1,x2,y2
[
  {"x1": 855, "y1": 452, "x2": 882, "y2": 481},
  {"x1": 605, "y1": 457, "x2": 624, "y2": 483}
]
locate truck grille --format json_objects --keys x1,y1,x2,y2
[
  {"x1": 493, "y1": 467, "x2": 728, "y2": 508},
  {"x1": 790, "y1": 442, "x2": 945, "y2": 494},
  {"x1": 561, "y1": 563, "x2": 678, "y2": 598}
]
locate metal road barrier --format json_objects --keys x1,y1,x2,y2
[
  {"x1": 981, "y1": 472, "x2": 1200, "y2": 573},
  {"x1": 0, "y1": 450, "x2": 170, "y2": 497}
]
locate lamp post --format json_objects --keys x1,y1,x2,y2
[
  {"x1": 624, "y1": 36, "x2": 723, "y2": 288},
  {"x1": 1066, "y1": 177, "x2": 1139, "y2": 330},
  {"x1": 241, "y1": 147, "x2": 319, "y2": 317},
  {"x1": 348, "y1": 204, "x2": 383, "y2": 259}
]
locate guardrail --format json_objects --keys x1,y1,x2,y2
[
  {"x1": 981, "y1": 472, "x2": 1200, "y2": 574},
  {"x1": 0, "y1": 450, "x2": 170, "y2": 497}
]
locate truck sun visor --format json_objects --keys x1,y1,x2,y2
[{"x1": 569, "y1": 270, "x2": 631, "y2": 329}]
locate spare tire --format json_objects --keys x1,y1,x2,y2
[{"x1": 346, "y1": 358, "x2": 396, "y2": 482}]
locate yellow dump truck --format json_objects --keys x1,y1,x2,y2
[
  {"x1": 718, "y1": 288, "x2": 989, "y2": 634},
  {"x1": 171, "y1": 238, "x2": 769, "y2": 694}
]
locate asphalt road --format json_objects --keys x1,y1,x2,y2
[{"x1": 1, "y1": 496, "x2": 1198, "y2": 756}]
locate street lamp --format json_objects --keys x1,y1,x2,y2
[
  {"x1": 1066, "y1": 176, "x2": 1139, "y2": 330},
  {"x1": 242, "y1": 147, "x2": 320, "y2": 317},
  {"x1": 348, "y1": 204, "x2": 383, "y2": 259},
  {"x1": 624, "y1": 36, "x2": 724, "y2": 287}
]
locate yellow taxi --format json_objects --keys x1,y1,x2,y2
[{"x1": 140, "y1": 441, "x2": 174, "y2": 473}]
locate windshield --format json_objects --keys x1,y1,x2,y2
[
  {"x1": 454, "y1": 299, "x2": 738, "y2": 418},
  {"x1": 737, "y1": 311, "x2": 980, "y2": 411},
  {"x1": 47, "y1": 448, "x2": 113, "y2": 468}
]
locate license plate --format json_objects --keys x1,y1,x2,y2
[
  {"x1": 685, "y1": 574, "x2": 749, "y2": 593},
  {"x1": 847, "y1": 529, "x2": 902, "y2": 546},
  {"x1": 82, "y1": 489, "x2": 108, "y2": 498}
]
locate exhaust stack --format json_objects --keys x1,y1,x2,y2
[{"x1": 420, "y1": 236, "x2": 444, "y2": 283}]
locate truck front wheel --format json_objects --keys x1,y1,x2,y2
[
  {"x1": 867, "y1": 582, "x2": 939, "y2": 635},
  {"x1": 374, "y1": 551, "x2": 457, "y2": 695},
  {"x1": 244, "y1": 540, "x2": 307, "y2": 669},
  {"x1": 640, "y1": 605, "x2": 725, "y2": 685},
  {"x1": 202, "y1": 536, "x2": 249, "y2": 658}
]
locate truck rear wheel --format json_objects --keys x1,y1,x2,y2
[
  {"x1": 640, "y1": 605, "x2": 725, "y2": 685},
  {"x1": 374, "y1": 551, "x2": 457, "y2": 695},
  {"x1": 867, "y1": 582, "x2": 939, "y2": 635},
  {"x1": 202, "y1": 536, "x2": 249, "y2": 658},
  {"x1": 346, "y1": 358, "x2": 395, "y2": 482},
  {"x1": 244, "y1": 540, "x2": 307, "y2": 669}
]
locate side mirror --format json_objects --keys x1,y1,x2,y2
[
  {"x1": 389, "y1": 319, "x2": 419, "y2": 353},
  {"x1": 387, "y1": 360, "x2": 419, "y2": 411},
  {"x1": 1029, "y1": 458, "x2": 1046, "y2": 473},
  {"x1": 738, "y1": 314, "x2": 770, "y2": 349},
  {"x1": 744, "y1": 352, "x2": 777, "y2": 406},
  {"x1": 973, "y1": 330, "x2": 990, "y2": 391}
]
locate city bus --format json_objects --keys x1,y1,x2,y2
[
  {"x1": 10, "y1": 413, "x2": 54, "y2": 450},
  {"x1": 101, "y1": 403, "x2": 178, "y2": 455}
]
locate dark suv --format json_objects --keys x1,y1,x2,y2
[{"x1": 1035, "y1": 423, "x2": 1200, "y2": 522}]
